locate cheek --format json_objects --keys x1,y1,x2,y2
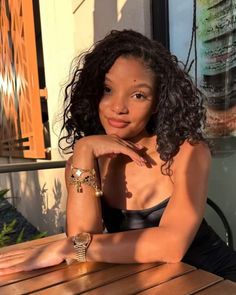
[
  {"x1": 98, "y1": 100, "x2": 105, "y2": 116},
  {"x1": 135, "y1": 104, "x2": 154, "y2": 121},
  {"x1": 136, "y1": 110, "x2": 154, "y2": 129},
  {"x1": 99, "y1": 97, "x2": 109, "y2": 114},
  {"x1": 98, "y1": 99, "x2": 109, "y2": 125}
]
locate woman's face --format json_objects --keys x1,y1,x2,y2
[{"x1": 99, "y1": 56, "x2": 156, "y2": 141}]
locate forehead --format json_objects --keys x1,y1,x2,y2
[{"x1": 106, "y1": 56, "x2": 155, "y2": 83}]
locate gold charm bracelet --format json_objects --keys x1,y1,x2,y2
[{"x1": 69, "y1": 165, "x2": 103, "y2": 197}]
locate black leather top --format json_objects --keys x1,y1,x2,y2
[
  {"x1": 101, "y1": 197, "x2": 169, "y2": 232},
  {"x1": 101, "y1": 197, "x2": 236, "y2": 282}
]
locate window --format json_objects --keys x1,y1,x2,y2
[{"x1": 0, "y1": 0, "x2": 49, "y2": 158}]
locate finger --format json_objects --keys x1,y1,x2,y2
[
  {"x1": 109, "y1": 139, "x2": 147, "y2": 165},
  {"x1": 111, "y1": 134, "x2": 144, "y2": 149},
  {"x1": 105, "y1": 135, "x2": 147, "y2": 165},
  {"x1": 0, "y1": 261, "x2": 35, "y2": 276},
  {"x1": 125, "y1": 141, "x2": 144, "y2": 150},
  {"x1": 110, "y1": 134, "x2": 143, "y2": 150},
  {"x1": 0, "y1": 265, "x2": 25, "y2": 275},
  {"x1": 106, "y1": 153, "x2": 117, "y2": 158},
  {"x1": 0, "y1": 254, "x2": 27, "y2": 267},
  {"x1": 120, "y1": 146, "x2": 147, "y2": 166},
  {"x1": 115, "y1": 138, "x2": 144, "y2": 151},
  {"x1": 105, "y1": 144, "x2": 145, "y2": 165},
  {"x1": 0, "y1": 249, "x2": 29, "y2": 259}
]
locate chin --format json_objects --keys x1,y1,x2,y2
[
  {"x1": 105, "y1": 131, "x2": 129, "y2": 139},
  {"x1": 105, "y1": 128, "x2": 144, "y2": 141},
  {"x1": 104, "y1": 127, "x2": 129, "y2": 138}
]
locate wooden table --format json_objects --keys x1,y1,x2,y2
[{"x1": 0, "y1": 234, "x2": 236, "y2": 294}]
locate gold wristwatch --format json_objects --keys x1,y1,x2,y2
[{"x1": 72, "y1": 232, "x2": 92, "y2": 262}]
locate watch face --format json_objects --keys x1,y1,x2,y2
[
  {"x1": 80, "y1": 233, "x2": 90, "y2": 243},
  {"x1": 75, "y1": 232, "x2": 91, "y2": 246}
]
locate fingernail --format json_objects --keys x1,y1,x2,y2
[
  {"x1": 140, "y1": 157, "x2": 147, "y2": 163},
  {"x1": 136, "y1": 144, "x2": 144, "y2": 149}
]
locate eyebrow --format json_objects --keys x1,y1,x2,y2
[
  {"x1": 105, "y1": 77, "x2": 153, "y2": 91},
  {"x1": 133, "y1": 83, "x2": 153, "y2": 91}
]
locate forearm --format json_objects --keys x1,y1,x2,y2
[
  {"x1": 66, "y1": 143, "x2": 103, "y2": 236},
  {"x1": 86, "y1": 227, "x2": 183, "y2": 264}
]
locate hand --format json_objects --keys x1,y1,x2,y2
[
  {"x1": 75, "y1": 135, "x2": 147, "y2": 166},
  {"x1": 0, "y1": 239, "x2": 67, "y2": 275}
]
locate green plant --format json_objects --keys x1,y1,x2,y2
[
  {"x1": 16, "y1": 228, "x2": 25, "y2": 244},
  {"x1": 0, "y1": 221, "x2": 47, "y2": 247},
  {"x1": 0, "y1": 189, "x2": 9, "y2": 199},
  {"x1": 0, "y1": 219, "x2": 28, "y2": 247},
  {"x1": 31, "y1": 231, "x2": 48, "y2": 240},
  {"x1": 0, "y1": 219, "x2": 19, "y2": 247},
  {"x1": 0, "y1": 188, "x2": 48, "y2": 247}
]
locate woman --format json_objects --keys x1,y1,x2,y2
[{"x1": 0, "y1": 30, "x2": 235, "y2": 281}]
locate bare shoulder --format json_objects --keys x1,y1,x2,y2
[{"x1": 173, "y1": 141, "x2": 211, "y2": 173}]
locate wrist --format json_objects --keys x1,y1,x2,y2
[
  {"x1": 73, "y1": 138, "x2": 96, "y2": 167},
  {"x1": 64, "y1": 233, "x2": 93, "y2": 262},
  {"x1": 62, "y1": 237, "x2": 76, "y2": 260},
  {"x1": 76, "y1": 137, "x2": 95, "y2": 153}
]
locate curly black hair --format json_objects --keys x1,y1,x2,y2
[{"x1": 59, "y1": 29, "x2": 207, "y2": 175}]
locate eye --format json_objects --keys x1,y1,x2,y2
[
  {"x1": 104, "y1": 86, "x2": 111, "y2": 94},
  {"x1": 132, "y1": 92, "x2": 147, "y2": 100}
]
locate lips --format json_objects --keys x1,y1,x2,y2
[{"x1": 107, "y1": 118, "x2": 130, "y2": 128}]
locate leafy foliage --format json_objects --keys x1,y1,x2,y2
[
  {"x1": 0, "y1": 189, "x2": 9, "y2": 199},
  {"x1": 0, "y1": 189, "x2": 47, "y2": 247},
  {"x1": 16, "y1": 228, "x2": 25, "y2": 244},
  {"x1": 0, "y1": 219, "x2": 18, "y2": 247},
  {"x1": 31, "y1": 231, "x2": 48, "y2": 240}
]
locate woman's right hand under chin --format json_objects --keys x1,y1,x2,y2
[{"x1": 74, "y1": 135, "x2": 147, "y2": 166}]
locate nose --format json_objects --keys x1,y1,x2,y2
[{"x1": 110, "y1": 95, "x2": 128, "y2": 114}]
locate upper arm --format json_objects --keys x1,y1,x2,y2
[
  {"x1": 65, "y1": 156, "x2": 73, "y2": 190},
  {"x1": 159, "y1": 141, "x2": 211, "y2": 257},
  {"x1": 65, "y1": 151, "x2": 103, "y2": 236}
]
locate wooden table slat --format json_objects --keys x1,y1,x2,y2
[
  {"x1": 137, "y1": 269, "x2": 223, "y2": 295},
  {"x1": 0, "y1": 262, "x2": 113, "y2": 295},
  {"x1": 0, "y1": 234, "x2": 234, "y2": 295},
  {"x1": 0, "y1": 233, "x2": 66, "y2": 254},
  {"x1": 0, "y1": 262, "x2": 70, "y2": 287},
  {"x1": 193, "y1": 279, "x2": 236, "y2": 295},
  {"x1": 32, "y1": 263, "x2": 161, "y2": 295},
  {"x1": 78, "y1": 262, "x2": 195, "y2": 295}
]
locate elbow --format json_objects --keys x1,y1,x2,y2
[
  {"x1": 136, "y1": 228, "x2": 189, "y2": 264},
  {"x1": 166, "y1": 253, "x2": 183, "y2": 263},
  {"x1": 145, "y1": 242, "x2": 186, "y2": 264},
  {"x1": 146, "y1": 245, "x2": 184, "y2": 264},
  {"x1": 162, "y1": 236, "x2": 187, "y2": 263}
]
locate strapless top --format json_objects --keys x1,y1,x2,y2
[
  {"x1": 101, "y1": 197, "x2": 169, "y2": 232},
  {"x1": 101, "y1": 197, "x2": 236, "y2": 282}
]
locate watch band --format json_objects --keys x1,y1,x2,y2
[{"x1": 72, "y1": 232, "x2": 92, "y2": 262}]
